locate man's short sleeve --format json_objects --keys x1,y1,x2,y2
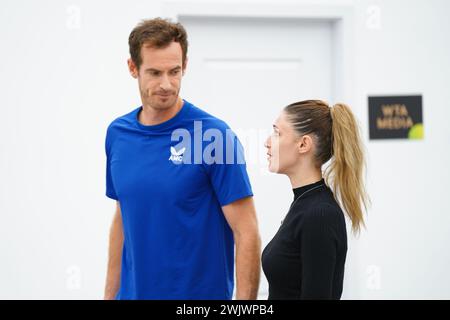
[
  {"x1": 105, "y1": 127, "x2": 118, "y2": 200},
  {"x1": 203, "y1": 127, "x2": 253, "y2": 206}
]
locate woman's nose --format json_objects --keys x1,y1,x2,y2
[{"x1": 264, "y1": 136, "x2": 271, "y2": 148}]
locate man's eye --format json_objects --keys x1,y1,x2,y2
[{"x1": 171, "y1": 70, "x2": 180, "y2": 75}]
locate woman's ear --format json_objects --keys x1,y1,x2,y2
[{"x1": 298, "y1": 135, "x2": 313, "y2": 154}]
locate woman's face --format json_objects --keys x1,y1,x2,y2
[{"x1": 265, "y1": 112, "x2": 301, "y2": 174}]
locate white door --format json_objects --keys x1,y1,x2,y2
[{"x1": 180, "y1": 16, "x2": 334, "y2": 299}]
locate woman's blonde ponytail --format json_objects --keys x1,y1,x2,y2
[{"x1": 325, "y1": 103, "x2": 369, "y2": 234}]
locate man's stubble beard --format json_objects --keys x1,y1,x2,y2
[{"x1": 140, "y1": 85, "x2": 180, "y2": 111}]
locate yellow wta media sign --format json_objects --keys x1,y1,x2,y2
[{"x1": 369, "y1": 95, "x2": 423, "y2": 140}]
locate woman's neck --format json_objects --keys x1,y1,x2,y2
[{"x1": 288, "y1": 167, "x2": 322, "y2": 189}]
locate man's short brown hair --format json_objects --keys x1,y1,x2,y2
[{"x1": 128, "y1": 18, "x2": 188, "y2": 70}]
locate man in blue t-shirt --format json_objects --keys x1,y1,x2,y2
[{"x1": 103, "y1": 18, "x2": 261, "y2": 300}]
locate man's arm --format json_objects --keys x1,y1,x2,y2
[
  {"x1": 222, "y1": 196, "x2": 261, "y2": 300},
  {"x1": 104, "y1": 201, "x2": 123, "y2": 300}
]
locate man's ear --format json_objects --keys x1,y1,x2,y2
[
  {"x1": 128, "y1": 58, "x2": 138, "y2": 79},
  {"x1": 298, "y1": 135, "x2": 313, "y2": 154},
  {"x1": 182, "y1": 56, "x2": 188, "y2": 76}
]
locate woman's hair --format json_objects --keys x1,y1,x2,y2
[{"x1": 284, "y1": 100, "x2": 369, "y2": 234}]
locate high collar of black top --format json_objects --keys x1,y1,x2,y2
[{"x1": 292, "y1": 178, "x2": 326, "y2": 201}]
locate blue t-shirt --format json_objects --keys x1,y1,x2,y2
[{"x1": 105, "y1": 99, "x2": 253, "y2": 299}]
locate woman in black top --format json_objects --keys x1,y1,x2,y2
[{"x1": 262, "y1": 100, "x2": 369, "y2": 300}]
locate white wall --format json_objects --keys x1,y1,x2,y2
[
  {"x1": 352, "y1": 0, "x2": 450, "y2": 299},
  {"x1": 0, "y1": 0, "x2": 449, "y2": 299}
]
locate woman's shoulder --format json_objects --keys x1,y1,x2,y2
[{"x1": 303, "y1": 200, "x2": 345, "y2": 227}]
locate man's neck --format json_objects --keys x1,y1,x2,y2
[{"x1": 139, "y1": 97, "x2": 183, "y2": 126}]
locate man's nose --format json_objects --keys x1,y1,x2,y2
[{"x1": 159, "y1": 74, "x2": 171, "y2": 91}]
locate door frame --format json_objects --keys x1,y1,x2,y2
[
  {"x1": 162, "y1": 1, "x2": 357, "y2": 299},
  {"x1": 162, "y1": 1, "x2": 355, "y2": 105}
]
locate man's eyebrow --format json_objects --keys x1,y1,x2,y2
[{"x1": 145, "y1": 66, "x2": 181, "y2": 72}]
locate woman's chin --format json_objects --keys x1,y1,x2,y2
[{"x1": 268, "y1": 161, "x2": 281, "y2": 174}]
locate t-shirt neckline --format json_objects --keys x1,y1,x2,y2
[{"x1": 134, "y1": 99, "x2": 190, "y2": 132}]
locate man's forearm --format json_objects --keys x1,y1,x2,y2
[
  {"x1": 235, "y1": 231, "x2": 261, "y2": 300},
  {"x1": 104, "y1": 257, "x2": 121, "y2": 300},
  {"x1": 104, "y1": 206, "x2": 124, "y2": 300}
]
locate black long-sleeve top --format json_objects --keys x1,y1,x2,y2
[{"x1": 261, "y1": 179, "x2": 347, "y2": 300}]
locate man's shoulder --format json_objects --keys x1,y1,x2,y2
[
  {"x1": 106, "y1": 107, "x2": 140, "y2": 133},
  {"x1": 186, "y1": 100, "x2": 231, "y2": 132}
]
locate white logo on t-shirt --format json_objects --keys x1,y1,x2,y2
[{"x1": 168, "y1": 146, "x2": 186, "y2": 163}]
